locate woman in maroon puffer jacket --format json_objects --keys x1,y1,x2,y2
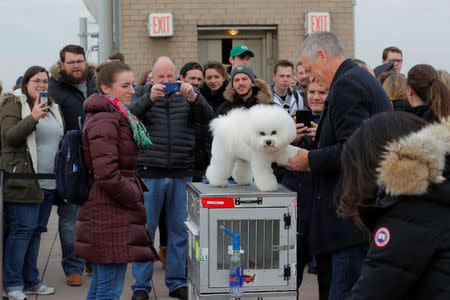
[{"x1": 75, "y1": 61, "x2": 157, "y2": 300}]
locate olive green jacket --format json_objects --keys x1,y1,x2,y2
[{"x1": 0, "y1": 90, "x2": 64, "y2": 203}]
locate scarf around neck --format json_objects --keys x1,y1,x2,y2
[{"x1": 101, "y1": 94, "x2": 152, "y2": 147}]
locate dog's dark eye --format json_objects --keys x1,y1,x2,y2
[
  {"x1": 259, "y1": 132, "x2": 266, "y2": 136},
  {"x1": 271, "y1": 130, "x2": 277, "y2": 135}
]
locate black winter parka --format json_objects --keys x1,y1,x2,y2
[
  {"x1": 351, "y1": 120, "x2": 450, "y2": 299},
  {"x1": 128, "y1": 91, "x2": 213, "y2": 178},
  {"x1": 48, "y1": 64, "x2": 96, "y2": 131}
]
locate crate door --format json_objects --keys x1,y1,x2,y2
[{"x1": 209, "y1": 208, "x2": 289, "y2": 288}]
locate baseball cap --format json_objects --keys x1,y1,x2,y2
[
  {"x1": 230, "y1": 65, "x2": 255, "y2": 83},
  {"x1": 230, "y1": 45, "x2": 255, "y2": 58},
  {"x1": 180, "y1": 62, "x2": 202, "y2": 77}
]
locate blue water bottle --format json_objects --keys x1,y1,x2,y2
[{"x1": 224, "y1": 228, "x2": 244, "y2": 297}]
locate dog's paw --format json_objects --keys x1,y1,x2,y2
[
  {"x1": 254, "y1": 177, "x2": 278, "y2": 192},
  {"x1": 207, "y1": 178, "x2": 228, "y2": 187},
  {"x1": 235, "y1": 179, "x2": 251, "y2": 185}
]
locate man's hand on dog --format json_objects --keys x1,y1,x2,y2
[{"x1": 286, "y1": 148, "x2": 310, "y2": 172}]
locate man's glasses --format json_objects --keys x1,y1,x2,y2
[
  {"x1": 29, "y1": 79, "x2": 49, "y2": 85},
  {"x1": 388, "y1": 59, "x2": 403, "y2": 64},
  {"x1": 64, "y1": 60, "x2": 86, "y2": 66}
]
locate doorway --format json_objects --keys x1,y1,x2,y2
[{"x1": 197, "y1": 26, "x2": 278, "y2": 82}]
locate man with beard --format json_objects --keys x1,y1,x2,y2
[
  {"x1": 179, "y1": 61, "x2": 203, "y2": 89},
  {"x1": 49, "y1": 44, "x2": 96, "y2": 286},
  {"x1": 215, "y1": 65, "x2": 272, "y2": 116}
]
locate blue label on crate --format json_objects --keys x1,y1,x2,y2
[{"x1": 229, "y1": 266, "x2": 243, "y2": 287}]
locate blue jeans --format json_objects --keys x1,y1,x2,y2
[
  {"x1": 132, "y1": 177, "x2": 191, "y2": 293},
  {"x1": 328, "y1": 246, "x2": 367, "y2": 300},
  {"x1": 57, "y1": 202, "x2": 85, "y2": 276},
  {"x1": 3, "y1": 189, "x2": 55, "y2": 291},
  {"x1": 86, "y1": 263, "x2": 127, "y2": 300}
]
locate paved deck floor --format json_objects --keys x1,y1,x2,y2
[{"x1": 3, "y1": 207, "x2": 319, "y2": 299}]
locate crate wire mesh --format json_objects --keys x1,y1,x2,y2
[
  {"x1": 217, "y1": 219, "x2": 280, "y2": 270},
  {"x1": 186, "y1": 182, "x2": 297, "y2": 299}
]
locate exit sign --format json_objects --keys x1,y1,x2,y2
[
  {"x1": 148, "y1": 13, "x2": 173, "y2": 37},
  {"x1": 305, "y1": 12, "x2": 331, "y2": 36}
]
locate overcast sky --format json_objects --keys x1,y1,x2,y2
[{"x1": 1, "y1": 0, "x2": 450, "y2": 93}]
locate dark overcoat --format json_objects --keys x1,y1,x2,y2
[{"x1": 307, "y1": 59, "x2": 392, "y2": 256}]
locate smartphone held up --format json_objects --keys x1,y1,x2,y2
[
  {"x1": 296, "y1": 109, "x2": 313, "y2": 127},
  {"x1": 38, "y1": 91, "x2": 49, "y2": 112},
  {"x1": 162, "y1": 82, "x2": 181, "y2": 93}
]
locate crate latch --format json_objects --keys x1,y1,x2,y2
[
  {"x1": 283, "y1": 264, "x2": 291, "y2": 281},
  {"x1": 234, "y1": 197, "x2": 262, "y2": 206},
  {"x1": 284, "y1": 213, "x2": 291, "y2": 229}
]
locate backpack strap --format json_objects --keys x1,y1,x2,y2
[
  {"x1": 78, "y1": 116, "x2": 85, "y2": 131},
  {"x1": 293, "y1": 90, "x2": 299, "y2": 108}
]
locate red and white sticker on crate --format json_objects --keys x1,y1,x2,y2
[{"x1": 201, "y1": 197, "x2": 235, "y2": 208}]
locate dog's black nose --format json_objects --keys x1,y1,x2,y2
[{"x1": 265, "y1": 140, "x2": 272, "y2": 145}]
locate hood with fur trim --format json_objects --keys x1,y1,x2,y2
[
  {"x1": 377, "y1": 118, "x2": 450, "y2": 196},
  {"x1": 50, "y1": 62, "x2": 96, "y2": 81},
  {"x1": 223, "y1": 78, "x2": 273, "y2": 104}
]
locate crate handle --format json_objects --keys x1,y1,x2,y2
[{"x1": 234, "y1": 197, "x2": 262, "y2": 205}]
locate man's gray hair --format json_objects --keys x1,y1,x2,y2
[
  {"x1": 299, "y1": 31, "x2": 346, "y2": 61},
  {"x1": 152, "y1": 56, "x2": 177, "y2": 74}
]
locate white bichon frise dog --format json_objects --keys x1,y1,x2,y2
[{"x1": 206, "y1": 104, "x2": 300, "y2": 192}]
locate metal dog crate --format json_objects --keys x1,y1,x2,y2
[{"x1": 186, "y1": 182, "x2": 297, "y2": 299}]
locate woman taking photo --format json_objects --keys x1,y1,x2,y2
[
  {"x1": 338, "y1": 112, "x2": 450, "y2": 299},
  {"x1": 199, "y1": 61, "x2": 228, "y2": 112},
  {"x1": 75, "y1": 61, "x2": 157, "y2": 300},
  {"x1": 1, "y1": 66, "x2": 63, "y2": 300},
  {"x1": 407, "y1": 64, "x2": 450, "y2": 122}
]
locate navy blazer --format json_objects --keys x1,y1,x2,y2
[{"x1": 307, "y1": 59, "x2": 392, "y2": 256}]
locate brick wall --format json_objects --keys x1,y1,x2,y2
[{"x1": 120, "y1": 0, "x2": 354, "y2": 81}]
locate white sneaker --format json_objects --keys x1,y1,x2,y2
[
  {"x1": 23, "y1": 283, "x2": 55, "y2": 295},
  {"x1": 5, "y1": 290, "x2": 28, "y2": 300}
]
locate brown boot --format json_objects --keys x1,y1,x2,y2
[
  {"x1": 66, "y1": 273, "x2": 82, "y2": 286},
  {"x1": 159, "y1": 246, "x2": 167, "y2": 269}
]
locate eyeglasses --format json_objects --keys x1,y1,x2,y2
[
  {"x1": 29, "y1": 79, "x2": 49, "y2": 85},
  {"x1": 388, "y1": 59, "x2": 403, "y2": 64},
  {"x1": 64, "y1": 59, "x2": 86, "y2": 66}
]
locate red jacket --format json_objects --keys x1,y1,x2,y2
[{"x1": 75, "y1": 93, "x2": 158, "y2": 264}]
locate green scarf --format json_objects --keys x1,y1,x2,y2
[{"x1": 101, "y1": 94, "x2": 152, "y2": 147}]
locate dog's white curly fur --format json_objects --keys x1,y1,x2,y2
[{"x1": 206, "y1": 104, "x2": 299, "y2": 192}]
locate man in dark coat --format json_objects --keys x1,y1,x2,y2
[
  {"x1": 48, "y1": 44, "x2": 96, "y2": 286},
  {"x1": 128, "y1": 56, "x2": 213, "y2": 300},
  {"x1": 288, "y1": 31, "x2": 392, "y2": 299}
]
